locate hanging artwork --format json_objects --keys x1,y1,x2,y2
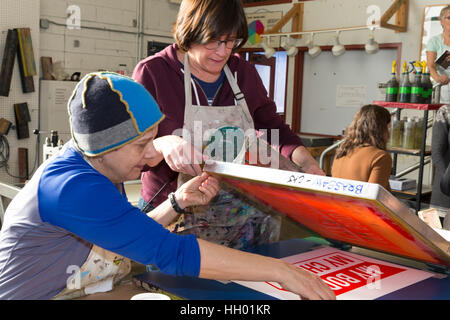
[{"x1": 245, "y1": 11, "x2": 283, "y2": 48}]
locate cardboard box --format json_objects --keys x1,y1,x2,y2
[{"x1": 389, "y1": 178, "x2": 416, "y2": 191}]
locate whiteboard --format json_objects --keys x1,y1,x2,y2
[{"x1": 300, "y1": 48, "x2": 398, "y2": 136}]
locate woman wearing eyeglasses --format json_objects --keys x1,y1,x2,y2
[{"x1": 132, "y1": 0, "x2": 323, "y2": 249}]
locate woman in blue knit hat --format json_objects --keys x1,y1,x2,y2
[{"x1": 0, "y1": 72, "x2": 334, "y2": 300}]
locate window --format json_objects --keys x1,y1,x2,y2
[{"x1": 241, "y1": 49, "x2": 288, "y2": 115}]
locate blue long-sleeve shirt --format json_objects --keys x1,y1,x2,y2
[{"x1": 0, "y1": 142, "x2": 200, "y2": 299}]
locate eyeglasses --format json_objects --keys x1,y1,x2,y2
[{"x1": 204, "y1": 38, "x2": 243, "y2": 50}]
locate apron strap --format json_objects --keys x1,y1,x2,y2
[
  {"x1": 183, "y1": 54, "x2": 201, "y2": 106},
  {"x1": 223, "y1": 65, "x2": 253, "y2": 126},
  {"x1": 223, "y1": 66, "x2": 245, "y2": 103}
]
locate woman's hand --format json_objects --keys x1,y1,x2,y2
[
  {"x1": 292, "y1": 146, "x2": 325, "y2": 176},
  {"x1": 175, "y1": 173, "x2": 220, "y2": 209},
  {"x1": 153, "y1": 135, "x2": 204, "y2": 176},
  {"x1": 427, "y1": 51, "x2": 450, "y2": 85},
  {"x1": 436, "y1": 74, "x2": 450, "y2": 85},
  {"x1": 276, "y1": 261, "x2": 336, "y2": 300}
]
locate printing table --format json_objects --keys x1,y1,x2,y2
[
  {"x1": 134, "y1": 160, "x2": 450, "y2": 300},
  {"x1": 132, "y1": 238, "x2": 450, "y2": 300}
]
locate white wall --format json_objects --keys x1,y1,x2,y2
[
  {"x1": 40, "y1": 0, "x2": 178, "y2": 77},
  {"x1": 40, "y1": 0, "x2": 140, "y2": 76},
  {"x1": 0, "y1": 0, "x2": 40, "y2": 185}
]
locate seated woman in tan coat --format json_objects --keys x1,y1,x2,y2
[{"x1": 331, "y1": 104, "x2": 392, "y2": 191}]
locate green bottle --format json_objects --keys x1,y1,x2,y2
[
  {"x1": 410, "y1": 61, "x2": 423, "y2": 104},
  {"x1": 386, "y1": 60, "x2": 399, "y2": 102},
  {"x1": 398, "y1": 61, "x2": 411, "y2": 103},
  {"x1": 421, "y1": 61, "x2": 432, "y2": 104}
]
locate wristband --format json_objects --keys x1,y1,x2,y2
[{"x1": 169, "y1": 192, "x2": 186, "y2": 214}]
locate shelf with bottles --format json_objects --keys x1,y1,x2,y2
[
  {"x1": 386, "y1": 114, "x2": 428, "y2": 152},
  {"x1": 373, "y1": 95, "x2": 442, "y2": 212},
  {"x1": 384, "y1": 60, "x2": 435, "y2": 106}
]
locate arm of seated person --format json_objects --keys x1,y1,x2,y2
[
  {"x1": 146, "y1": 172, "x2": 219, "y2": 227},
  {"x1": 291, "y1": 146, "x2": 325, "y2": 175},
  {"x1": 427, "y1": 50, "x2": 450, "y2": 85},
  {"x1": 367, "y1": 152, "x2": 392, "y2": 191}
]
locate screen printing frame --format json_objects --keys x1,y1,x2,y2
[{"x1": 203, "y1": 161, "x2": 450, "y2": 270}]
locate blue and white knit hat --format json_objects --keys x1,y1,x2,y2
[{"x1": 68, "y1": 72, "x2": 164, "y2": 156}]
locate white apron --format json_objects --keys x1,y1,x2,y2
[
  {"x1": 52, "y1": 244, "x2": 131, "y2": 300},
  {"x1": 167, "y1": 54, "x2": 281, "y2": 249}
]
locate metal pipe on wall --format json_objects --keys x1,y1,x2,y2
[{"x1": 137, "y1": 0, "x2": 145, "y2": 62}]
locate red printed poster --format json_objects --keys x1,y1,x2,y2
[{"x1": 233, "y1": 247, "x2": 433, "y2": 300}]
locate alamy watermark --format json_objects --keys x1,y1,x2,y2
[
  {"x1": 67, "y1": 5, "x2": 81, "y2": 30},
  {"x1": 367, "y1": 5, "x2": 381, "y2": 28},
  {"x1": 172, "y1": 124, "x2": 280, "y2": 169},
  {"x1": 66, "y1": 265, "x2": 81, "y2": 290},
  {"x1": 366, "y1": 265, "x2": 382, "y2": 290}
]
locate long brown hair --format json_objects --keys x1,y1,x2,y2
[
  {"x1": 335, "y1": 104, "x2": 391, "y2": 159},
  {"x1": 173, "y1": 0, "x2": 248, "y2": 52}
]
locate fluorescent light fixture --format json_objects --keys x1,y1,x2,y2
[
  {"x1": 332, "y1": 31, "x2": 345, "y2": 57},
  {"x1": 365, "y1": 30, "x2": 379, "y2": 54},
  {"x1": 261, "y1": 38, "x2": 275, "y2": 59},
  {"x1": 307, "y1": 33, "x2": 321, "y2": 58},
  {"x1": 282, "y1": 36, "x2": 298, "y2": 57}
]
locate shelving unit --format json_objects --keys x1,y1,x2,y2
[{"x1": 374, "y1": 101, "x2": 443, "y2": 212}]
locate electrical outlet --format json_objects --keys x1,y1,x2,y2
[{"x1": 40, "y1": 18, "x2": 50, "y2": 29}]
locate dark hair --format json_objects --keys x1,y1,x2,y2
[
  {"x1": 335, "y1": 104, "x2": 391, "y2": 159},
  {"x1": 173, "y1": 0, "x2": 248, "y2": 52}
]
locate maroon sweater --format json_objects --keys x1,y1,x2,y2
[{"x1": 132, "y1": 44, "x2": 303, "y2": 206}]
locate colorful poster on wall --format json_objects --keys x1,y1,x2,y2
[
  {"x1": 245, "y1": 11, "x2": 282, "y2": 48},
  {"x1": 247, "y1": 20, "x2": 265, "y2": 45},
  {"x1": 233, "y1": 247, "x2": 433, "y2": 300}
]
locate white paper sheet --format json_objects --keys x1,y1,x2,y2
[{"x1": 233, "y1": 247, "x2": 433, "y2": 300}]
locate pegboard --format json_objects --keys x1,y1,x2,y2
[{"x1": 0, "y1": 0, "x2": 40, "y2": 185}]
